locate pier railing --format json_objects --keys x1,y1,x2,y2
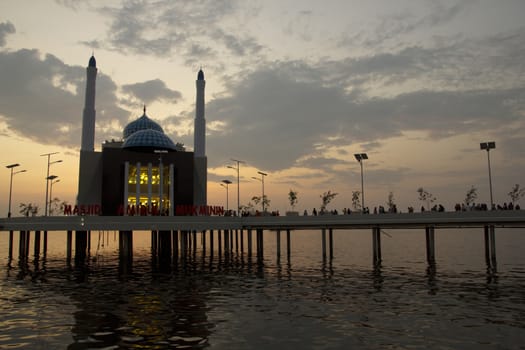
[{"x1": 1, "y1": 210, "x2": 524, "y2": 232}]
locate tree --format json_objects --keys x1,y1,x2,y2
[
  {"x1": 351, "y1": 191, "x2": 361, "y2": 211},
  {"x1": 417, "y1": 187, "x2": 436, "y2": 210},
  {"x1": 464, "y1": 186, "x2": 478, "y2": 206},
  {"x1": 251, "y1": 195, "x2": 271, "y2": 212},
  {"x1": 387, "y1": 191, "x2": 396, "y2": 212},
  {"x1": 19, "y1": 203, "x2": 39, "y2": 217},
  {"x1": 320, "y1": 190, "x2": 338, "y2": 213},
  {"x1": 288, "y1": 189, "x2": 298, "y2": 211},
  {"x1": 49, "y1": 197, "x2": 70, "y2": 216},
  {"x1": 508, "y1": 184, "x2": 525, "y2": 204}
]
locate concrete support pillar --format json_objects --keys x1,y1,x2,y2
[
  {"x1": 18, "y1": 230, "x2": 28, "y2": 260},
  {"x1": 158, "y1": 230, "x2": 172, "y2": 265},
  {"x1": 218, "y1": 229, "x2": 222, "y2": 257},
  {"x1": 75, "y1": 231, "x2": 88, "y2": 263},
  {"x1": 256, "y1": 229, "x2": 264, "y2": 259},
  {"x1": 224, "y1": 230, "x2": 229, "y2": 255},
  {"x1": 329, "y1": 228, "x2": 334, "y2": 259},
  {"x1": 119, "y1": 230, "x2": 133, "y2": 260},
  {"x1": 240, "y1": 229, "x2": 244, "y2": 253},
  {"x1": 181, "y1": 231, "x2": 187, "y2": 259},
  {"x1": 425, "y1": 226, "x2": 436, "y2": 264},
  {"x1": 202, "y1": 230, "x2": 206, "y2": 254},
  {"x1": 34, "y1": 230, "x2": 41, "y2": 258},
  {"x1": 276, "y1": 229, "x2": 281, "y2": 260},
  {"x1": 247, "y1": 229, "x2": 252, "y2": 256},
  {"x1": 43, "y1": 231, "x2": 48, "y2": 257},
  {"x1": 87, "y1": 231, "x2": 91, "y2": 256},
  {"x1": 8, "y1": 231, "x2": 13, "y2": 259},
  {"x1": 172, "y1": 230, "x2": 179, "y2": 262},
  {"x1": 286, "y1": 229, "x2": 291, "y2": 260},
  {"x1": 372, "y1": 227, "x2": 382, "y2": 264},
  {"x1": 66, "y1": 230, "x2": 72, "y2": 261},
  {"x1": 209, "y1": 230, "x2": 214, "y2": 258},
  {"x1": 151, "y1": 230, "x2": 158, "y2": 257},
  {"x1": 321, "y1": 228, "x2": 326, "y2": 260}
]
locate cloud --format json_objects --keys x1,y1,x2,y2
[
  {"x1": 0, "y1": 49, "x2": 129, "y2": 148},
  {"x1": 95, "y1": 0, "x2": 262, "y2": 64},
  {"x1": 0, "y1": 21, "x2": 15, "y2": 46},
  {"x1": 121, "y1": 79, "x2": 182, "y2": 105},
  {"x1": 339, "y1": 1, "x2": 474, "y2": 51},
  {"x1": 203, "y1": 60, "x2": 525, "y2": 174}
]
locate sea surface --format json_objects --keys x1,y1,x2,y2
[{"x1": 1, "y1": 227, "x2": 524, "y2": 349}]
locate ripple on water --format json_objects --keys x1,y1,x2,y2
[{"x1": 0, "y1": 229, "x2": 524, "y2": 349}]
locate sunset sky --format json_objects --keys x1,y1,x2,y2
[{"x1": 1, "y1": 0, "x2": 524, "y2": 216}]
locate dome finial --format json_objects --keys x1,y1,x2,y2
[
  {"x1": 143, "y1": 105, "x2": 146, "y2": 115},
  {"x1": 88, "y1": 54, "x2": 96, "y2": 67}
]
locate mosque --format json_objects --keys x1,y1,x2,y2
[{"x1": 74, "y1": 55, "x2": 209, "y2": 216}]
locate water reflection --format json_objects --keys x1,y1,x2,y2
[
  {"x1": 426, "y1": 263, "x2": 438, "y2": 295},
  {"x1": 371, "y1": 262, "x2": 383, "y2": 292},
  {"x1": 1, "y1": 229, "x2": 525, "y2": 350}
]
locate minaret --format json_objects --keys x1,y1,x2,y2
[
  {"x1": 194, "y1": 69, "x2": 206, "y2": 157},
  {"x1": 77, "y1": 55, "x2": 102, "y2": 208},
  {"x1": 193, "y1": 69, "x2": 207, "y2": 206},
  {"x1": 81, "y1": 55, "x2": 97, "y2": 151}
]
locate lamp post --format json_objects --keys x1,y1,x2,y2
[
  {"x1": 40, "y1": 152, "x2": 62, "y2": 216},
  {"x1": 480, "y1": 141, "x2": 496, "y2": 209},
  {"x1": 6, "y1": 164, "x2": 26, "y2": 218},
  {"x1": 154, "y1": 150, "x2": 168, "y2": 214},
  {"x1": 47, "y1": 175, "x2": 59, "y2": 216},
  {"x1": 221, "y1": 180, "x2": 232, "y2": 212},
  {"x1": 354, "y1": 153, "x2": 368, "y2": 213},
  {"x1": 252, "y1": 171, "x2": 268, "y2": 213},
  {"x1": 228, "y1": 159, "x2": 245, "y2": 215}
]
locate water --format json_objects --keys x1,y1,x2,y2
[{"x1": 1, "y1": 228, "x2": 525, "y2": 349}]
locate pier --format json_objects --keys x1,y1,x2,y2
[{"x1": 1, "y1": 211, "x2": 524, "y2": 271}]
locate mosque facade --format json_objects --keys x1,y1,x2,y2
[{"x1": 75, "y1": 56, "x2": 209, "y2": 216}]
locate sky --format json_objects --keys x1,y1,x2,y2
[{"x1": 1, "y1": 0, "x2": 524, "y2": 216}]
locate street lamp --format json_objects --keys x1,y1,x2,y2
[
  {"x1": 354, "y1": 153, "x2": 368, "y2": 213},
  {"x1": 6, "y1": 164, "x2": 27, "y2": 218},
  {"x1": 480, "y1": 141, "x2": 496, "y2": 209},
  {"x1": 228, "y1": 159, "x2": 245, "y2": 215},
  {"x1": 47, "y1": 175, "x2": 59, "y2": 216},
  {"x1": 40, "y1": 152, "x2": 62, "y2": 216},
  {"x1": 221, "y1": 180, "x2": 232, "y2": 211},
  {"x1": 252, "y1": 171, "x2": 268, "y2": 213}
]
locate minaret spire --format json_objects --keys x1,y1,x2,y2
[
  {"x1": 81, "y1": 54, "x2": 97, "y2": 151},
  {"x1": 194, "y1": 69, "x2": 205, "y2": 156},
  {"x1": 193, "y1": 68, "x2": 207, "y2": 206},
  {"x1": 78, "y1": 54, "x2": 101, "y2": 208}
]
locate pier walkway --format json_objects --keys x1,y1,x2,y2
[
  {"x1": 1, "y1": 211, "x2": 524, "y2": 271},
  {"x1": 1, "y1": 210, "x2": 525, "y2": 232}
]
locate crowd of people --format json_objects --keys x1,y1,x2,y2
[{"x1": 222, "y1": 202, "x2": 521, "y2": 217}]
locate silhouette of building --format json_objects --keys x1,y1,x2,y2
[{"x1": 76, "y1": 55, "x2": 207, "y2": 215}]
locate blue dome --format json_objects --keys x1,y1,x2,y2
[
  {"x1": 123, "y1": 112, "x2": 164, "y2": 139},
  {"x1": 122, "y1": 129, "x2": 177, "y2": 151}
]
